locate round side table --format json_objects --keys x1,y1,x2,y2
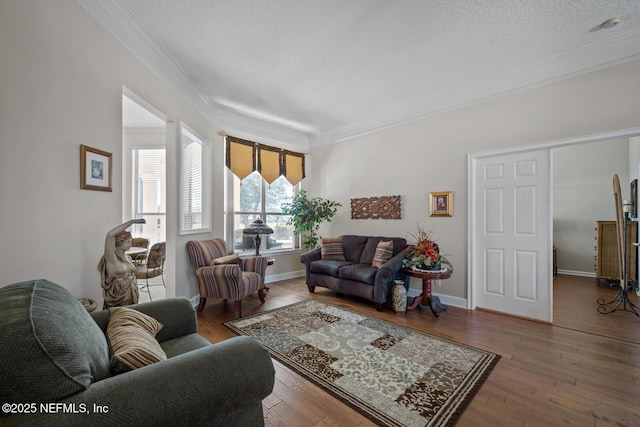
[{"x1": 404, "y1": 268, "x2": 452, "y2": 317}]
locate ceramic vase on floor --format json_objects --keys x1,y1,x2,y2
[{"x1": 392, "y1": 280, "x2": 407, "y2": 313}]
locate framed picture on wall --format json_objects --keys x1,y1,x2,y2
[
  {"x1": 80, "y1": 145, "x2": 112, "y2": 191},
  {"x1": 429, "y1": 191, "x2": 452, "y2": 217}
]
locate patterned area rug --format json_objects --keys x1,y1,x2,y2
[{"x1": 225, "y1": 300, "x2": 500, "y2": 427}]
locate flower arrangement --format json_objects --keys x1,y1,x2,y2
[{"x1": 402, "y1": 225, "x2": 453, "y2": 272}]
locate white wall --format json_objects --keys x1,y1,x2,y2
[
  {"x1": 3, "y1": 0, "x2": 640, "y2": 306},
  {"x1": 309, "y1": 59, "x2": 640, "y2": 300},
  {"x1": 553, "y1": 138, "x2": 629, "y2": 275},
  {"x1": 0, "y1": 0, "x2": 217, "y2": 302}
]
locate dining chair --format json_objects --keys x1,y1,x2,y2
[
  {"x1": 134, "y1": 242, "x2": 166, "y2": 301},
  {"x1": 130, "y1": 237, "x2": 150, "y2": 266}
]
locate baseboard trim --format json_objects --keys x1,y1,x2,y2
[
  {"x1": 433, "y1": 293, "x2": 468, "y2": 309},
  {"x1": 193, "y1": 274, "x2": 468, "y2": 310},
  {"x1": 557, "y1": 269, "x2": 594, "y2": 277},
  {"x1": 189, "y1": 295, "x2": 200, "y2": 308},
  {"x1": 406, "y1": 288, "x2": 468, "y2": 309},
  {"x1": 266, "y1": 270, "x2": 305, "y2": 284}
]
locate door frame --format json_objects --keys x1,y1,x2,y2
[
  {"x1": 467, "y1": 127, "x2": 640, "y2": 315},
  {"x1": 122, "y1": 88, "x2": 174, "y2": 298}
]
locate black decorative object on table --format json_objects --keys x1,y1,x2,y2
[{"x1": 242, "y1": 219, "x2": 274, "y2": 257}]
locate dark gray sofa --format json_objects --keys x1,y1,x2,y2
[
  {"x1": 0, "y1": 279, "x2": 275, "y2": 427},
  {"x1": 300, "y1": 235, "x2": 408, "y2": 311}
]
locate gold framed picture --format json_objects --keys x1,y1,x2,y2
[
  {"x1": 430, "y1": 191, "x2": 452, "y2": 217},
  {"x1": 80, "y1": 145, "x2": 112, "y2": 192}
]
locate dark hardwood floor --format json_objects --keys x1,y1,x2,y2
[
  {"x1": 196, "y1": 275, "x2": 640, "y2": 426},
  {"x1": 553, "y1": 274, "x2": 640, "y2": 344}
]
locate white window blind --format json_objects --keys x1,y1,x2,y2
[
  {"x1": 133, "y1": 148, "x2": 166, "y2": 244},
  {"x1": 181, "y1": 125, "x2": 211, "y2": 233}
]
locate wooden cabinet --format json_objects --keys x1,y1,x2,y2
[{"x1": 595, "y1": 220, "x2": 637, "y2": 285}]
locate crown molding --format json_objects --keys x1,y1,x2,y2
[
  {"x1": 77, "y1": 0, "x2": 313, "y2": 149},
  {"x1": 313, "y1": 29, "x2": 640, "y2": 147},
  {"x1": 213, "y1": 107, "x2": 311, "y2": 153},
  {"x1": 77, "y1": 1, "x2": 640, "y2": 151},
  {"x1": 77, "y1": 0, "x2": 215, "y2": 117}
]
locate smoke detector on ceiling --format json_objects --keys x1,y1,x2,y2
[{"x1": 600, "y1": 17, "x2": 621, "y2": 29}]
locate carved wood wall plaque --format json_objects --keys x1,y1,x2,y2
[{"x1": 351, "y1": 195, "x2": 401, "y2": 219}]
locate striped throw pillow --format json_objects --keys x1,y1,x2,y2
[
  {"x1": 321, "y1": 237, "x2": 345, "y2": 261},
  {"x1": 107, "y1": 307, "x2": 166, "y2": 374},
  {"x1": 372, "y1": 240, "x2": 394, "y2": 267}
]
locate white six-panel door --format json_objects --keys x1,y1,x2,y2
[{"x1": 471, "y1": 149, "x2": 552, "y2": 322}]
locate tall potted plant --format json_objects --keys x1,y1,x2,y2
[{"x1": 281, "y1": 189, "x2": 341, "y2": 249}]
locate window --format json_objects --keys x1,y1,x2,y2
[
  {"x1": 132, "y1": 148, "x2": 166, "y2": 244},
  {"x1": 181, "y1": 125, "x2": 211, "y2": 233},
  {"x1": 226, "y1": 170, "x2": 297, "y2": 253}
]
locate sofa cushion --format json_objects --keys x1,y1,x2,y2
[
  {"x1": 107, "y1": 306, "x2": 167, "y2": 374},
  {"x1": 360, "y1": 237, "x2": 408, "y2": 264},
  {"x1": 338, "y1": 264, "x2": 378, "y2": 285},
  {"x1": 372, "y1": 240, "x2": 394, "y2": 267},
  {"x1": 0, "y1": 279, "x2": 111, "y2": 403},
  {"x1": 321, "y1": 237, "x2": 345, "y2": 261},
  {"x1": 310, "y1": 259, "x2": 352, "y2": 276},
  {"x1": 342, "y1": 235, "x2": 370, "y2": 263}
]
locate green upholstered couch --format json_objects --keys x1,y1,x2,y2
[{"x1": 0, "y1": 280, "x2": 275, "y2": 427}]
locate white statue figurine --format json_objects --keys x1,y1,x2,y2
[{"x1": 98, "y1": 219, "x2": 146, "y2": 308}]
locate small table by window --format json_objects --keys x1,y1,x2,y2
[
  {"x1": 126, "y1": 247, "x2": 147, "y2": 257},
  {"x1": 404, "y1": 268, "x2": 452, "y2": 317}
]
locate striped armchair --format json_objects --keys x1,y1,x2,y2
[{"x1": 186, "y1": 238, "x2": 268, "y2": 317}]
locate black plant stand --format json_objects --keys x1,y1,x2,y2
[{"x1": 597, "y1": 211, "x2": 640, "y2": 317}]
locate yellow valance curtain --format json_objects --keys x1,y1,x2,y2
[
  {"x1": 225, "y1": 135, "x2": 306, "y2": 186},
  {"x1": 257, "y1": 145, "x2": 282, "y2": 185},
  {"x1": 225, "y1": 136, "x2": 256, "y2": 181},
  {"x1": 282, "y1": 150, "x2": 305, "y2": 186}
]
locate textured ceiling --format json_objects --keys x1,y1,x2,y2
[{"x1": 79, "y1": 0, "x2": 640, "y2": 150}]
